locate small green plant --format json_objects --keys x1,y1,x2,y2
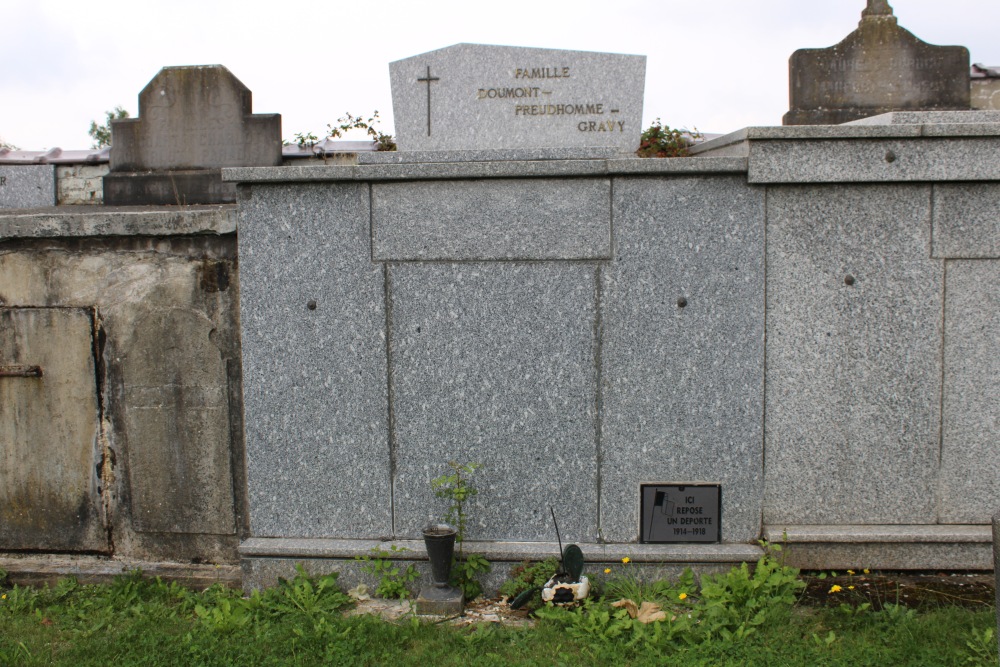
[
  {"x1": 432, "y1": 461, "x2": 492, "y2": 599},
  {"x1": 293, "y1": 131, "x2": 319, "y2": 148},
  {"x1": 635, "y1": 118, "x2": 701, "y2": 158},
  {"x1": 88, "y1": 105, "x2": 129, "y2": 148},
  {"x1": 962, "y1": 626, "x2": 998, "y2": 665},
  {"x1": 356, "y1": 546, "x2": 420, "y2": 599},
  {"x1": 500, "y1": 558, "x2": 561, "y2": 600},
  {"x1": 327, "y1": 111, "x2": 396, "y2": 151}
]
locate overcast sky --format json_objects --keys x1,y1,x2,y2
[{"x1": 2, "y1": 0, "x2": 998, "y2": 150}]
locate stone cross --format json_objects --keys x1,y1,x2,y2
[{"x1": 862, "y1": 0, "x2": 894, "y2": 17}]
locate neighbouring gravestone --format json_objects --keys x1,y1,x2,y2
[
  {"x1": 784, "y1": 0, "x2": 970, "y2": 125},
  {"x1": 389, "y1": 43, "x2": 646, "y2": 152},
  {"x1": 103, "y1": 65, "x2": 281, "y2": 206},
  {"x1": 0, "y1": 165, "x2": 56, "y2": 209}
]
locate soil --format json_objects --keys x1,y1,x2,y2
[
  {"x1": 798, "y1": 571, "x2": 995, "y2": 610},
  {"x1": 350, "y1": 572, "x2": 995, "y2": 625}
]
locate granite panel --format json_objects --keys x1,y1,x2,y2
[
  {"x1": 390, "y1": 43, "x2": 645, "y2": 151},
  {"x1": 932, "y1": 184, "x2": 1000, "y2": 258},
  {"x1": 389, "y1": 263, "x2": 599, "y2": 542},
  {"x1": 0, "y1": 165, "x2": 56, "y2": 209},
  {"x1": 372, "y1": 178, "x2": 611, "y2": 261},
  {"x1": 237, "y1": 182, "x2": 391, "y2": 538},
  {"x1": 747, "y1": 138, "x2": 1000, "y2": 183},
  {"x1": 600, "y1": 175, "x2": 766, "y2": 543},
  {"x1": 939, "y1": 260, "x2": 1000, "y2": 522},
  {"x1": 764, "y1": 184, "x2": 942, "y2": 524}
]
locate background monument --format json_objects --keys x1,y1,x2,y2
[{"x1": 784, "y1": 0, "x2": 970, "y2": 125}]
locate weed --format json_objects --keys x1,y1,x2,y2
[
  {"x1": 962, "y1": 626, "x2": 998, "y2": 665},
  {"x1": 88, "y1": 106, "x2": 129, "y2": 148},
  {"x1": 635, "y1": 118, "x2": 701, "y2": 158},
  {"x1": 499, "y1": 558, "x2": 561, "y2": 599},
  {"x1": 432, "y1": 461, "x2": 492, "y2": 600},
  {"x1": 356, "y1": 546, "x2": 420, "y2": 600}
]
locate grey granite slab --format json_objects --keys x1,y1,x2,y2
[
  {"x1": 0, "y1": 205, "x2": 236, "y2": 240},
  {"x1": 390, "y1": 43, "x2": 645, "y2": 151},
  {"x1": 931, "y1": 184, "x2": 1000, "y2": 258},
  {"x1": 763, "y1": 184, "x2": 942, "y2": 524},
  {"x1": 388, "y1": 262, "x2": 599, "y2": 542},
  {"x1": 744, "y1": 138, "x2": 1000, "y2": 183},
  {"x1": 372, "y1": 178, "x2": 611, "y2": 261},
  {"x1": 0, "y1": 165, "x2": 56, "y2": 209},
  {"x1": 357, "y1": 147, "x2": 632, "y2": 164},
  {"x1": 237, "y1": 182, "x2": 391, "y2": 538},
  {"x1": 223, "y1": 157, "x2": 749, "y2": 184},
  {"x1": 939, "y1": 260, "x2": 1000, "y2": 523},
  {"x1": 600, "y1": 175, "x2": 766, "y2": 543}
]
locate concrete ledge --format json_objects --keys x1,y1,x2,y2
[
  {"x1": 239, "y1": 537, "x2": 762, "y2": 564},
  {"x1": 240, "y1": 539, "x2": 764, "y2": 594},
  {"x1": 223, "y1": 157, "x2": 748, "y2": 183},
  {"x1": 764, "y1": 525, "x2": 993, "y2": 570},
  {"x1": 0, "y1": 554, "x2": 241, "y2": 588},
  {"x1": 0, "y1": 205, "x2": 237, "y2": 240}
]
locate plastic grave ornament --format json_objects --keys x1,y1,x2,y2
[
  {"x1": 510, "y1": 509, "x2": 591, "y2": 608},
  {"x1": 540, "y1": 544, "x2": 591, "y2": 605}
]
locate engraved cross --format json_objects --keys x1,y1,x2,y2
[{"x1": 417, "y1": 65, "x2": 440, "y2": 137}]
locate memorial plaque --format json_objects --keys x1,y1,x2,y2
[
  {"x1": 389, "y1": 43, "x2": 645, "y2": 151},
  {"x1": 0, "y1": 165, "x2": 56, "y2": 209},
  {"x1": 784, "y1": 1, "x2": 970, "y2": 125},
  {"x1": 104, "y1": 65, "x2": 281, "y2": 205},
  {"x1": 640, "y1": 484, "x2": 721, "y2": 543}
]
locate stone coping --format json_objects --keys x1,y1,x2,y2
[
  {"x1": 356, "y1": 147, "x2": 634, "y2": 164},
  {"x1": 239, "y1": 538, "x2": 763, "y2": 564},
  {"x1": 764, "y1": 525, "x2": 993, "y2": 544},
  {"x1": 691, "y1": 122, "x2": 1000, "y2": 157},
  {"x1": 0, "y1": 205, "x2": 237, "y2": 240},
  {"x1": 222, "y1": 157, "x2": 748, "y2": 183}
]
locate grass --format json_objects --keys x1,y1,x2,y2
[{"x1": 0, "y1": 563, "x2": 996, "y2": 667}]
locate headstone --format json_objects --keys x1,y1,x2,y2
[
  {"x1": 103, "y1": 65, "x2": 281, "y2": 205},
  {"x1": 784, "y1": 1, "x2": 970, "y2": 125},
  {"x1": 389, "y1": 44, "x2": 645, "y2": 152},
  {"x1": 0, "y1": 165, "x2": 56, "y2": 209}
]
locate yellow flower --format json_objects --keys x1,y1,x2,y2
[
  {"x1": 678, "y1": 593, "x2": 688, "y2": 600},
  {"x1": 848, "y1": 585, "x2": 855, "y2": 590},
  {"x1": 604, "y1": 568, "x2": 611, "y2": 574},
  {"x1": 1, "y1": 594, "x2": 6, "y2": 600},
  {"x1": 621, "y1": 557, "x2": 631, "y2": 564},
  {"x1": 863, "y1": 569, "x2": 870, "y2": 574},
  {"x1": 828, "y1": 585, "x2": 843, "y2": 594},
  {"x1": 847, "y1": 570, "x2": 855, "y2": 575}
]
